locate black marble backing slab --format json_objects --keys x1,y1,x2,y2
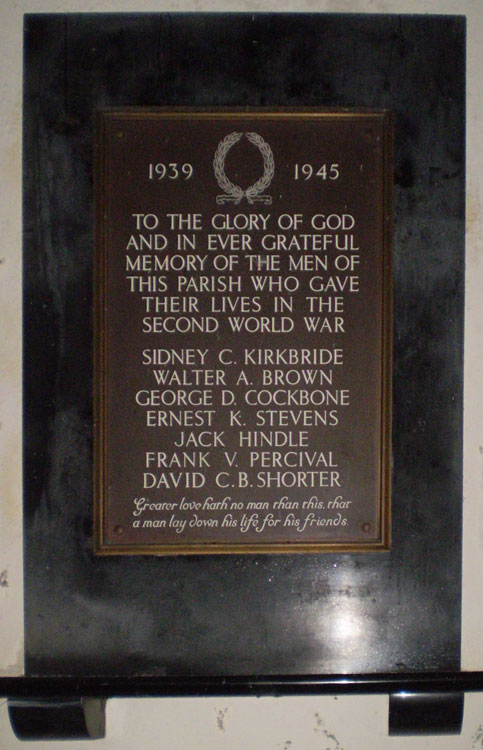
[{"x1": 23, "y1": 12, "x2": 465, "y2": 676}]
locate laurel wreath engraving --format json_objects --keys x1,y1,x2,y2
[{"x1": 213, "y1": 132, "x2": 274, "y2": 205}]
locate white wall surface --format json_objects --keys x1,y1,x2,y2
[
  {"x1": 1, "y1": 694, "x2": 483, "y2": 749},
  {"x1": 0, "y1": 0, "x2": 482, "y2": 746}
]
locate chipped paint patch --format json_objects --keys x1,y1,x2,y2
[
  {"x1": 466, "y1": 181, "x2": 482, "y2": 236},
  {"x1": 216, "y1": 707, "x2": 228, "y2": 732},
  {"x1": 1, "y1": 644, "x2": 23, "y2": 676},
  {"x1": 314, "y1": 712, "x2": 344, "y2": 749},
  {"x1": 0, "y1": 570, "x2": 8, "y2": 587},
  {"x1": 473, "y1": 724, "x2": 483, "y2": 749}
]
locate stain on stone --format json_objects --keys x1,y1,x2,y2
[
  {"x1": 395, "y1": 156, "x2": 414, "y2": 188},
  {"x1": 0, "y1": 570, "x2": 8, "y2": 587}
]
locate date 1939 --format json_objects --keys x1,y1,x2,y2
[{"x1": 148, "y1": 163, "x2": 193, "y2": 180}]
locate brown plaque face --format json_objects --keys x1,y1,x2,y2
[{"x1": 94, "y1": 109, "x2": 392, "y2": 555}]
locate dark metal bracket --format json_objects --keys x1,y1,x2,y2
[
  {"x1": 389, "y1": 692, "x2": 464, "y2": 735},
  {"x1": 7, "y1": 698, "x2": 106, "y2": 741}
]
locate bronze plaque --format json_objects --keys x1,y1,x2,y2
[{"x1": 94, "y1": 109, "x2": 392, "y2": 555}]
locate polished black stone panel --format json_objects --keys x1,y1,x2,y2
[{"x1": 23, "y1": 13, "x2": 465, "y2": 676}]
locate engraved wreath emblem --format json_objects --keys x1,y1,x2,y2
[{"x1": 213, "y1": 132, "x2": 274, "y2": 205}]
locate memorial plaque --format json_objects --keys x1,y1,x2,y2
[{"x1": 94, "y1": 109, "x2": 392, "y2": 555}]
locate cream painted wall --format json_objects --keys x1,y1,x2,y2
[
  {"x1": 0, "y1": 0, "x2": 481, "y2": 746},
  {"x1": 0, "y1": 694, "x2": 483, "y2": 749}
]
